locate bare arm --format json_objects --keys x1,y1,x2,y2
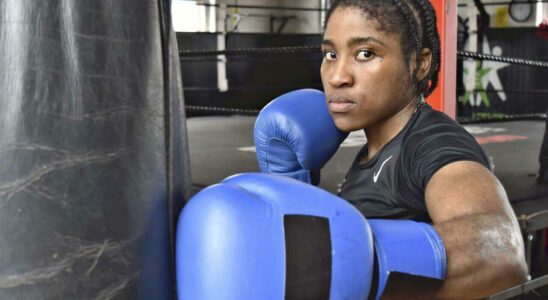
[{"x1": 425, "y1": 161, "x2": 527, "y2": 300}]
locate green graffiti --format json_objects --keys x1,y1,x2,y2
[{"x1": 463, "y1": 61, "x2": 492, "y2": 107}]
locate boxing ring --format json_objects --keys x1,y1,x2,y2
[
  {"x1": 1, "y1": 0, "x2": 548, "y2": 298},
  {"x1": 179, "y1": 1, "x2": 548, "y2": 298}
]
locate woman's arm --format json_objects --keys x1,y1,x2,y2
[{"x1": 425, "y1": 161, "x2": 527, "y2": 300}]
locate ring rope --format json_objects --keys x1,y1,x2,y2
[
  {"x1": 185, "y1": 2, "x2": 325, "y2": 12},
  {"x1": 179, "y1": 46, "x2": 322, "y2": 57},
  {"x1": 181, "y1": 45, "x2": 548, "y2": 120},
  {"x1": 185, "y1": 105, "x2": 261, "y2": 115},
  {"x1": 457, "y1": 88, "x2": 548, "y2": 95},
  {"x1": 185, "y1": 104, "x2": 548, "y2": 123},
  {"x1": 457, "y1": 0, "x2": 548, "y2": 7},
  {"x1": 179, "y1": 46, "x2": 548, "y2": 68},
  {"x1": 457, "y1": 50, "x2": 548, "y2": 68},
  {"x1": 186, "y1": 0, "x2": 548, "y2": 11},
  {"x1": 457, "y1": 113, "x2": 547, "y2": 124}
]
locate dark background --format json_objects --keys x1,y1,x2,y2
[
  {"x1": 177, "y1": 32, "x2": 323, "y2": 116},
  {"x1": 177, "y1": 27, "x2": 548, "y2": 118}
]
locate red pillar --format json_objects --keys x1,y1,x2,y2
[{"x1": 427, "y1": 0, "x2": 457, "y2": 119}]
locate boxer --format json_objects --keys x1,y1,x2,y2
[{"x1": 254, "y1": 0, "x2": 527, "y2": 298}]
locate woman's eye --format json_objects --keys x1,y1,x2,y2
[
  {"x1": 356, "y1": 50, "x2": 374, "y2": 61},
  {"x1": 324, "y1": 51, "x2": 337, "y2": 61}
]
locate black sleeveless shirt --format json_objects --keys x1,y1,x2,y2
[{"x1": 338, "y1": 103, "x2": 490, "y2": 223}]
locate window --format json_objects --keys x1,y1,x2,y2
[{"x1": 172, "y1": 0, "x2": 216, "y2": 32}]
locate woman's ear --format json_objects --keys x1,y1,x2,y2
[{"x1": 417, "y1": 48, "x2": 432, "y2": 81}]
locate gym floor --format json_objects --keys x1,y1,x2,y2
[{"x1": 188, "y1": 116, "x2": 548, "y2": 209}]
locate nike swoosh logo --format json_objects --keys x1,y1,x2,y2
[{"x1": 373, "y1": 155, "x2": 393, "y2": 183}]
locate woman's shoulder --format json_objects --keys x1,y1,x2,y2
[
  {"x1": 401, "y1": 103, "x2": 490, "y2": 168},
  {"x1": 401, "y1": 103, "x2": 486, "y2": 159},
  {"x1": 408, "y1": 103, "x2": 473, "y2": 139}
]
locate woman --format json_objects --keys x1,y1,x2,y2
[{"x1": 320, "y1": 0, "x2": 527, "y2": 299}]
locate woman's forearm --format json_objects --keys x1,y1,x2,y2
[{"x1": 434, "y1": 212, "x2": 527, "y2": 300}]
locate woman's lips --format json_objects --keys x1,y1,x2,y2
[{"x1": 328, "y1": 97, "x2": 356, "y2": 113}]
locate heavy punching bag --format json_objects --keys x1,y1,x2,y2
[{"x1": 0, "y1": 0, "x2": 192, "y2": 299}]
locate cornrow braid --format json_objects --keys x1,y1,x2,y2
[
  {"x1": 413, "y1": 0, "x2": 441, "y2": 97},
  {"x1": 393, "y1": 0, "x2": 423, "y2": 95}
]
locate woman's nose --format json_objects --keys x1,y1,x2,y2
[{"x1": 326, "y1": 60, "x2": 354, "y2": 88}]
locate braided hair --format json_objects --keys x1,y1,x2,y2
[{"x1": 323, "y1": 0, "x2": 441, "y2": 98}]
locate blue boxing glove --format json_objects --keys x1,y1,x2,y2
[
  {"x1": 254, "y1": 89, "x2": 348, "y2": 185},
  {"x1": 176, "y1": 173, "x2": 446, "y2": 300}
]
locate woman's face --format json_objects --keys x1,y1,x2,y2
[{"x1": 321, "y1": 6, "x2": 416, "y2": 132}]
